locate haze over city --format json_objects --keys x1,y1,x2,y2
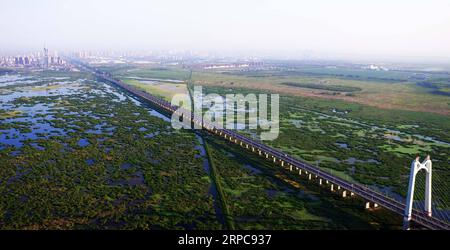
[{"x1": 1, "y1": 0, "x2": 450, "y2": 62}]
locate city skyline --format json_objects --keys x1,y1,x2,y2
[{"x1": 1, "y1": 0, "x2": 450, "y2": 63}]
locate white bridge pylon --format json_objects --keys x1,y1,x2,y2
[{"x1": 404, "y1": 155, "x2": 432, "y2": 229}]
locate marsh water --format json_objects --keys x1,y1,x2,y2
[
  {"x1": 0, "y1": 72, "x2": 228, "y2": 228},
  {"x1": 1, "y1": 71, "x2": 448, "y2": 228},
  {"x1": 0, "y1": 75, "x2": 167, "y2": 150}
]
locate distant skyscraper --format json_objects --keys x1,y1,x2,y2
[{"x1": 43, "y1": 47, "x2": 49, "y2": 68}]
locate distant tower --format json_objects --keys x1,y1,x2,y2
[
  {"x1": 43, "y1": 47, "x2": 49, "y2": 68},
  {"x1": 403, "y1": 155, "x2": 432, "y2": 230}
]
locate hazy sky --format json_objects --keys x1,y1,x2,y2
[{"x1": 1, "y1": 0, "x2": 449, "y2": 61}]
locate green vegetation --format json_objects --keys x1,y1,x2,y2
[
  {"x1": 0, "y1": 73, "x2": 219, "y2": 229},
  {"x1": 281, "y1": 82, "x2": 362, "y2": 92},
  {"x1": 2, "y1": 62, "x2": 448, "y2": 229},
  {"x1": 222, "y1": 67, "x2": 419, "y2": 82},
  {"x1": 202, "y1": 133, "x2": 402, "y2": 229},
  {"x1": 191, "y1": 68, "x2": 450, "y2": 116},
  {"x1": 203, "y1": 139, "x2": 235, "y2": 229},
  {"x1": 0, "y1": 110, "x2": 22, "y2": 120},
  {"x1": 79, "y1": 63, "x2": 450, "y2": 223},
  {"x1": 121, "y1": 78, "x2": 187, "y2": 101},
  {"x1": 200, "y1": 85, "x2": 449, "y2": 209},
  {"x1": 95, "y1": 63, "x2": 191, "y2": 81}
]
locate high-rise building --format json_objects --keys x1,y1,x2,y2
[{"x1": 43, "y1": 47, "x2": 49, "y2": 68}]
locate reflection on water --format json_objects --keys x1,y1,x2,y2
[
  {"x1": 0, "y1": 73, "x2": 175, "y2": 152},
  {"x1": 335, "y1": 142, "x2": 348, "y2": 149},
  {"x1": 77, "y1": 138, "x2": 89, "y2": 147},
  {"x1": 1, "y1": 82, "x2": 85, "y2": 103}
]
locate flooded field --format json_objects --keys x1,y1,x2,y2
[
  {"x1": 202, "y1": 86, "x2": 450, "y2": 222},
  {"x1": 0, "y1": 71, "x2": 219, "y2": 229},
  {"x1": 0, "y1": 70, "x2": 406, "y2": 229}
]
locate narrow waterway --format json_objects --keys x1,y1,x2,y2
[
  {"x1": 185, "y1": 76, "x2": 227, "y2": 228},
  {"x1": 106, "y1": 79, "x2": 228, "y2": 228},
  {"x1": 194, "y1": 133, "x2": 227, "y2": 228}
]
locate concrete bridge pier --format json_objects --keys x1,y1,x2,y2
[
  {"x1": 308, "y1": 174, "x2": 312, "y2": 180},
  {"x1": 342, "y1": 190, "x2": 347, "y2": 198},
  {"x1": 289, "y1": 164, "x2": 292, "y2": 171},
  {"x1": 319, "y1": 179, "x2": 322, "y2": 185},
  {"x1": 298, "y1": 169, "x2": 302, "y2": 175},
  {"x1": 330, "y1": 184, "x2": 334, "y2": 192}
]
